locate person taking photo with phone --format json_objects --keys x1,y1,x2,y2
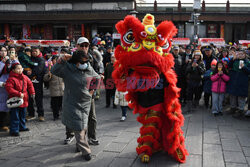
[
  {"x1": 227, "y1": 50, "x2": 250, "y2": 118},
  {"x1": 185, "y1": 50, "x2": 206, "y2": 113}
]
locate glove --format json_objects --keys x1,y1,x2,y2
[{"x1": 30, "y1": 94, "x2": 35, "y2": 100}]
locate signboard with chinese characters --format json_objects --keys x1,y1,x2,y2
[
  {"x1": 198, "y1": 38, "x2": 225, "y2": 46},
  {"x1": 172, "y1": 38, "x2": 190, "y2": 45},
  {"x1": 239, "y1": 40, "x2": 250, "y2": 47},
  {"x1": 0, "y1": 40, "x2": 70, "y2": 47},
  {"x1": 112, "y1": 33, "x2": 121, "y2": 39}
]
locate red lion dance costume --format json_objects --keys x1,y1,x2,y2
[{"x1": 112, "y1": 14, "x2": 188, "y2": 163}]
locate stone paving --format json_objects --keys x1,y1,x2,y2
[{"x1": 0, "y1": 89, "x2": 250, "y2": 167}]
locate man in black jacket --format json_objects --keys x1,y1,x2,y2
[
  {"x1": 104, "y1": 54, "x2": 116, "y2": 109},
  {"x1": 103, "y1": 47, "x2": 112, "y2": 68},
  {"x1": 27, "y1": 46, "x2": 46, "y2": 121},
  {"x1": 172, "y1": 45, "x2": 186, "y2": 104},
  {"x1": 203, "y1": 45, "x2": 216, "y2": 70}
]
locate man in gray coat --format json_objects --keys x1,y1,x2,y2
[{"x1": 51, "y1": 51, "x2": 100, "y2": 161}]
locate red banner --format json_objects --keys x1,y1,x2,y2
[
  {"x1": 172, "y1": 38, "x2": 190, "y2": 45},
  {"x1": 16, "y1": 40, "x2": 40, "y2": 46},
  {"x1": 239, "y1": 40, "x2": 250, "y2": 47},
  {"x1": 0, "y1": 40, "x2": 14, "y2": 45},
  {"x1": 198, "y1": 38, "x2": 225, "y2": 46},
  {"x1": 40, "y1": 40, "x2": 70, "y2": 47},
  {"x1": 0, "y1": 40, "x2": 70, "y2": 47}
]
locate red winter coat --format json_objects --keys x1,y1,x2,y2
[
  {"x1": 5, "y1": 71, "x2": 35, "y2": 108},
  {"x1": 211, "y1": 73, "x2": 230, "y2": 93}
]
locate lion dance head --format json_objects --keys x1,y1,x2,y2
[{"x1": 112, "y1": 14, "x2": 177, "y2": 92}]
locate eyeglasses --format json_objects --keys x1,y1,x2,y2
[
  {"x1": 0, "y1": 50, "x2": 7, "y2": 52},
  {"x1": 80, "y1": 44, "x2": 89, "y2": 48}
]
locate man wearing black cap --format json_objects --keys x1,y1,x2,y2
[
  {"x1": 172, "y1": 45, "x2": 186, "y2": 104},
  {"x1": 185, "y1": 45, "x2": 193, "y2": 61},
  {"x1": 103, "y1": 47, "x2": 112, "y2": 68},
  {"x1": 203, "y1": 45, "x2": 216, "y2": 70}
]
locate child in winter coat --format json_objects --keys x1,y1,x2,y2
[
  {"x1": 5, "y1": 63, "x2": 35, "y2": 136},
  {"x1": 43, "y1": 55, "x2": 64, "y2": 120},
  {"x1": 114, "y1": 90, "x2": 128, "y2": 121},
  {"x1": 210, "y1": 61, "x2": 230, "y2": 116},
  {"x1": 203, "y1": 59, "x2": 217, "y2": 109}
]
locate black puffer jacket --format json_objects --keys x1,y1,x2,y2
[
  {"x1": 30, "y1": 56, "x2": 46, "y2": 82},
  {"x1": 203, "y1": 54, "x2": 216, "y2": 70},
  {"x1": 173, "y1": 54, "x2": 185, "y2": 78},
  {"x1": 186, "y1": 60, "x2": 206, "y2": 82}
]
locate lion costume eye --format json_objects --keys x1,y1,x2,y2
[{"x1": 123, "y1": 30, "x2": 135, "y2": 44}]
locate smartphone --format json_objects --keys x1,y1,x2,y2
[
  {"x1": 10, "y1": 51, "x2": 15, "y2": 55},
  {"x1": 239, "y1": 60, "x2": 244, "y2": 69}
]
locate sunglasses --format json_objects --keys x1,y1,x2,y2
[{"x1": 80, "y1": 44, "x2": 89, "y2": 48}]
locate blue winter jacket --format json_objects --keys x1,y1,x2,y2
[
  {"x1": 203, "y1": 69, "x2": 213, "y2": 93},
  {"x1": 227, "y1": 59, "x2": 250, "y2": 97}
]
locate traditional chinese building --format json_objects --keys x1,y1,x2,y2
[
  {"x1": 0, "y1": 0, "x2": 134, "y2": 41},
  {"x1": 0, "y1": 0, "x2": 249, "y2": 43}
]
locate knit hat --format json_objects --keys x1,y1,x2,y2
[
  {"x1": 192, "y1": 50, "x2": 203, "y2": 60},
  {"x1": 211, "y1": 59, "x2": 217, "y2": 66}
]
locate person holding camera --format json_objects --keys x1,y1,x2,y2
[
  {"x1": 18, "y1": 47, "x2": 38, "y2": 76},
  {"x1": 185, "y1": 50, "x2": 206, "y2": 113},
  {"x1": 51, "y1": 50, "x2": 100, "y2": 161},
  {"x1": 227, "y1": 50, "x2": 250, "y2": 118}
]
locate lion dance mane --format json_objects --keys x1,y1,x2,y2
[{"x1": 112, "y1": 14, "x2": 188, "y2": 163}]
